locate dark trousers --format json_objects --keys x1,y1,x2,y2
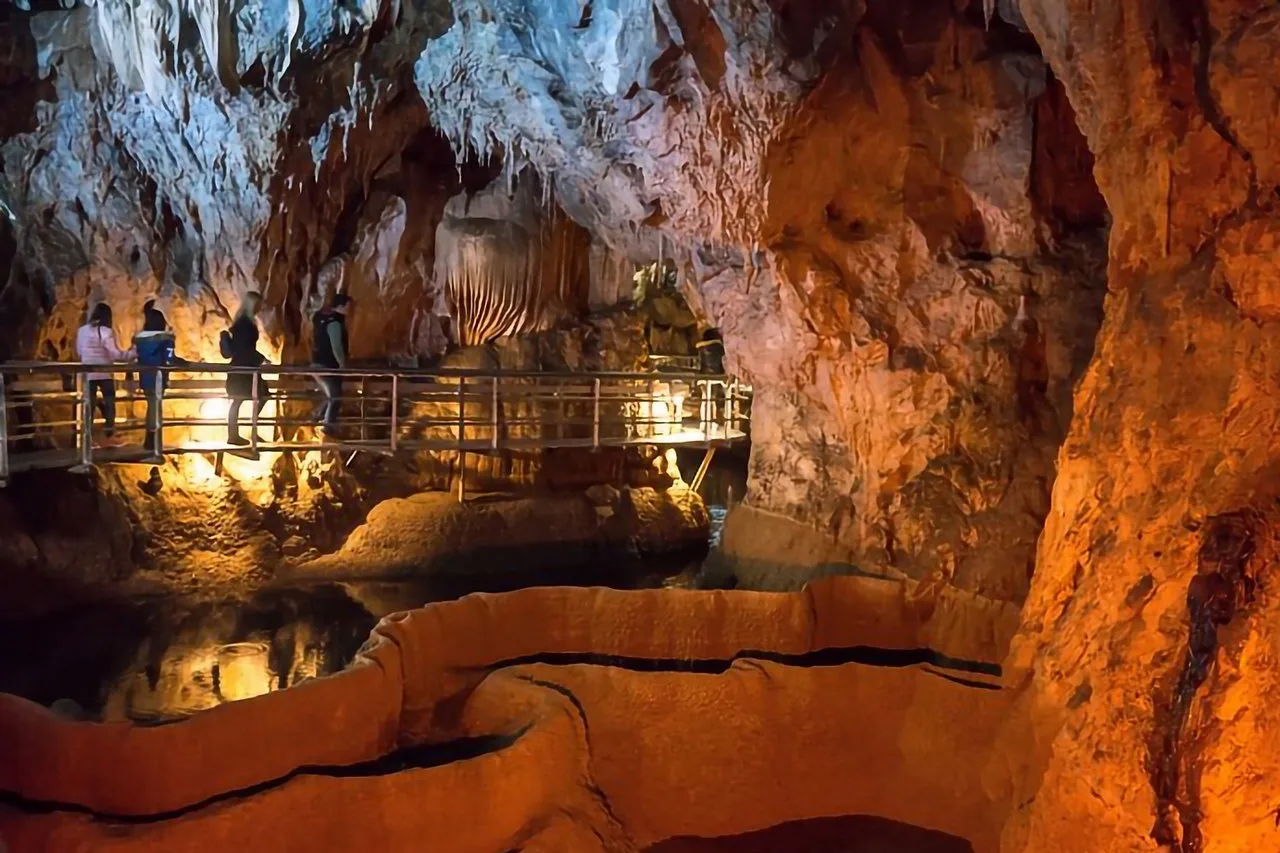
[
  {"x1": 314, "y1": 375, "x2": 343, "y2": 431},
  {"x1": 228, "y1": 394, "x2": 269, "y2": 438},
  {"x1": 87, "y1": 379, "x2": 116, "y2": 436},
  {"x1": 144, "y1": 393, "x2": 162, "y2": 450}
]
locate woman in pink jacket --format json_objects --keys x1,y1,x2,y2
[{"x1": 75, "y1": 302, "x2": 135, "y2": 445}]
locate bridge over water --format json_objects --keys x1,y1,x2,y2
[{"x1": 0, "y1": 363, "x2": 750, "y2": 493}]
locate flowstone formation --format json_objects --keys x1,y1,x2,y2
[
  {"x1": 0, "y1": 0, "x2": 711, "y2": 599},
  {"x1": 0, "y1": 575, "x2": 1021, "y2": 852},
  {"x1": 412, "y1": 0, "x2": 1112, "y2": 599}
]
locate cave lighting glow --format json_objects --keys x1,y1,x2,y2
[
  {"x1": 651, "y1": 399, "x2": 671, "y2": 433},
  {"x1": 670, "y1": 392, "x2": 686, "y2": 428},
  {"x1": 186, "y1": 453, "x2": 222, "y2": 487},
  {"x1": 664, "y1": 448, "x2": 683, "y2": 485},
  {"x1": 215, "y1": 642, "x2": 273, "y2": 702},
  {"x1": 181, "y1": 445, "x2": 274, "y2": 489},
  {"x1": 199, "y1": 397, "x2": 230, "y2": 423}
]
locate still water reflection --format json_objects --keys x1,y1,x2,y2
[
  {"x1": 0, "y1": 562, "x2": 695, "y2": 723},
  {"x1": 2, "y1": 453, "x2": 747, "y2": 723}
]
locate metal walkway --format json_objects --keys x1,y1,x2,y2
[{"x1": 0, "y1": 362, "x2": 750, "y2": 487}]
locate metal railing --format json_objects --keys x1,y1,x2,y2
[
  {"x1": 0, "y1": 362, "x2": 751, "y2": 484},
  {"x1": 646, "y1": 354, "x2": 700, "y2": 372}
]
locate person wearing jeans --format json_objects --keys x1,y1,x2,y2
[
  {"x1": 133, "y1": 301, "x2": 188, "y2": 459},
  {"x1": 311, "y1": 293, "x2": 351, "y2": 438},
  {"x1": 75, "y1": 302, "x2": 134, "y2": 446}
]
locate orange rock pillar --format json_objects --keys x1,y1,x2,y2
[{"x1": 1004, "y1": 2, "x2": 1280, "y2": 851}]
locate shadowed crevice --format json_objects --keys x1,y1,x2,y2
[
  {"x1": 0, "y1": 731, "x2": 521, "y2": 824},
  {"x1": 1148, "y1": 510, "x2": 1260, "y2": 853},
  {"x1": 484, "y1": 644, "x2": 1003, "y2": 685},
  {"x1": 513, "y1": 674, "x2": 637, "y2": 848}
]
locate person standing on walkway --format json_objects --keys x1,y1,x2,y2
[
  {"x1": 75, "y1": 302, "x2": 134, "y2": 446},
  {"x1": 696, "y1": 327, "x2": 726, "y2": 434},
  {"x1": 133, "y1": 301, "x2": 188, "y2": 459},
  {"x1": 311, "y1": 293, "x2": 351, "y2": 439},
  {"x1": 223, "y1": 291, "x2": 270, "y2": 446}
]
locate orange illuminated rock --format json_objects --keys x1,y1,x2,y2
[{"x1": 997, "y1": 2, "x2": 1280, "y2": 851}]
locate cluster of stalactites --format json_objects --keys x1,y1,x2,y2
[
  {"x1": 83, "y1": 0, "x2": 385, "y2": 101},
  {"x1": 437, "y1": 182, "x2": 589, "y2": 348}
]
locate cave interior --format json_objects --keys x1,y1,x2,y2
[{"x1": 4, "y1": 0, "x2": 1280, "y2": 852}]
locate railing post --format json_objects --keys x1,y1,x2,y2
[
  {"x1": 457, "y1": 376, "x2": 466, "y2": 447},
  {"x1": 710, "y1": 379, "x2": 719, "y2": 439},
  {"x1": 701, "y1": 381, "x2": 711, "y2": 440},
  {"x1": 457, "y1": 452, "x2": 466, "y2": 502},
  {"x1": 152, "y1": 373, "x2": 164, "y2": 457},
  {"x1": 592, "y1": 377, "x2": 601, "y2": 449},
  {"x1": 250, "y1": 371, "x2": 260, "y2": 454},
  {"x1": 647, "y1": 377, "x2": 655, "y2": 439},
  {"x1": 389, "y1": 374, "x2": 399, "y2": 452},
  {"x1": 360, "y1": 376, "x2": 368, "y2": 442},
  {"x1": 79, "y1": 372, "x2": 92, "y2": 469},
  {"x1": 710, "y1": 379, "x2": 721, "y2": 446},
  {"x1": 728, "y1": 377, "x2": 738, "y2": 437},
  {"x1": 0, "y1": 372, "x2": 9, "y2": 484},
  {"x1": 457, "y1": 376, "x2": 466, "y2": 503},
  {"x1": 491, "y1": 375, "x2": 500, "y2": 451}
]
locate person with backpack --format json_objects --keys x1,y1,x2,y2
[
  {"x1": 75, "y1": 302, "x2": 135, "y2": 446},
  {"x1": 311, "y1": 293, "x2": 352, "y2": 439},
  {"x1": 133, "y1": 300, "x2": 189, "y2": 459},
  {"x1": 221, "y1": 291, "x2": 270, "y2": 446}
]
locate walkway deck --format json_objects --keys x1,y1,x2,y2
[{"x1": 0, "y1": 363, "x2": 750, "y2": 483}]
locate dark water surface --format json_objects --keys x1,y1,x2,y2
[
  {"x1": 0, "y1": 558, "x2": 698, "y2": 723},
  {"x1": 1, "y1": 452, "x2": 748, "y2": 723}
]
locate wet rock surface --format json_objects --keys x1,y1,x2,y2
[
  {"x1": 288, "y1": 486, "x2": 708, "y2": 582},
  {"x1": 999, "y1": 2, "x2": 1280, "y2": 852}
]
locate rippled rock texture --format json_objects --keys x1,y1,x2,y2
[{"x1": 410, "y1": 0, "x2": 1111, "y2": 599}]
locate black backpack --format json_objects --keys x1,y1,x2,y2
[{"x1": 219, "y1": 329, "x2": 232, "y2": 359}]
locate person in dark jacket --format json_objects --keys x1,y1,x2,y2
[
  {"x1": 133, "y1": 301, "x2": 188, "y2": 459},
  {"x1": 225, "y1": 291, "x2": 270, "y2": 446},
  {"x1": 696, "y1": 327, "x2": 725, "y2": 374},
  {"x1": 695, "y1": 328, "x2": 726, "y2": 431},
  {"x1": 311, "y1": 293, "x2": 351, "y2": 438}
]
